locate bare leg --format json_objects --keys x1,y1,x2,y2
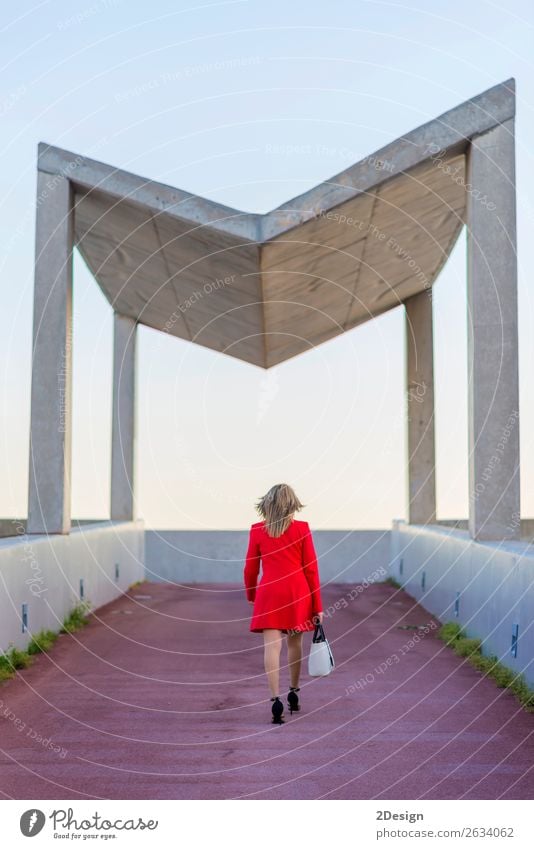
[
  {"x1": 263, "y1": 629, "x2": 283, "y2": 697},
  {"x1": 287, "y1": 631, "x2": 303, "y2": 688}
]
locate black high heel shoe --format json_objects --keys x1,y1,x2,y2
[
  {"x1": 287, "y1": 687, "x2": 300, "y2": 714},
  {"x1": 270, "y1": 696, "x2": 284, "y2": 724}
]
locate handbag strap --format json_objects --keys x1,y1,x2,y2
[{"x1": 312, "y1": 622, "x2": 327, "y2": 643}]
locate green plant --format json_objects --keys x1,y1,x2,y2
[
  {"x1": 510, "y1": 677, "x2": 534, "y2": 709},
  {"x1": 490, "y1": 664, "x2": 516, "y2": 689},
  {"x1": 438, "y1": 621, "x2": 465, "y2": 645},
  {"x1": 27, "y1": 629, "x2": 58, "y2": 655},
  {"x1": 454, "y1": 637, "x2": 482, "y2": 657},
  {"x1": 382, "y1": 577, "x2": 402, "y2": 589},
  {"x1": 0, "y1": 644, "x2": 33, "y2": 682},
  {"x1": 0, "y1": 602, "x2": 94, "y2": 688},
  {"x1": 0, "y1": 653, "x2": 14, "y2": 676},
  {"x1": 469, "y1": 653, "x2": 499, "y2": 674},
  {"x1": 60, "y1": 600, "x2": 92, "y2": 633},
  {"x1": 438, "y1": 620, "x2": 534, "y2": 713},
  {"x1": 7, "y1": 646, "x2": 32, "y2": 669}
]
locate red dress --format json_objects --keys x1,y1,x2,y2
[{"x1": 244, "y1": 519, "x2": 323, "y2": 633}]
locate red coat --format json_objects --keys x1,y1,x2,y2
[{"x1": 244, "y1": 519, "x2": 323, "y2": 633}]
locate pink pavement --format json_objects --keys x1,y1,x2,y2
[{"x1": 0, "y1": 580, "x2": 533, "y2": 800}]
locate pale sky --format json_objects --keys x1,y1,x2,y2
[{"x1": 1, "y1": 0, "x2": 533, "y2": 529}]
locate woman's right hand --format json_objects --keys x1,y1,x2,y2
[{"x1": 313, "y1": 611, "x2": 324, "y2": 625}]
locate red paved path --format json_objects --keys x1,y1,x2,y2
[{"x1": 0, "y1": 581, "x2": 533, "y2": 800}]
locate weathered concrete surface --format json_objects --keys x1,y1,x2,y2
[
  {"x1": 27, "y1": 173, "x2": 74, "y2": 534},
  {"x1": 35, "y1": 79, "x2": 515, "y2": 368},
  {"x1": 391, "y1": 521, "x2": 534, "y2": 688},
  {"x1": 405, "y1": 289, "x2": 436, "y2": 525},
  {"x1": 466, "y1": 118, "x2": 520, "y2": 541},
  {"x1": 0, "y1": 580, "x2": 532, "y2": 800},
  {"x1": 38, "y1": 79, "x2": 514, "y2": 240},
  {"x1": 110, "y1": 314, "x2": 137, "y2": 522},
  {"x1": 0, "y1": 520, "x2": 144, "y2": 652},
  {"x1": 261, "y1": 78, "x2": 515, "y2": 239},
  {"x1": 145, "y1": 529, "x2": 391, "y2": 584}
]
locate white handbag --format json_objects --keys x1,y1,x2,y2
[{"x1": 308, "y1": 622, "x2": 335, "y2": 676}]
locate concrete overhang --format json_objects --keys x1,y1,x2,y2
[{"x1": 37, "y1": 78, "x2": 515, "y2": 368}]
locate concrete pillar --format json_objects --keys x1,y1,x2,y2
[
  {"x1": 110, "y1": 314, "x2": 137, "y2": 521},
  {"x1": 466, "y1": 118, "x2": 520, "y2": 541},
  {"x1": 27, "y1": 173, "x2": 73, "y2": 534},
  {"x1": 405, "y1": 289, "x2": 437, "y2": 525}
]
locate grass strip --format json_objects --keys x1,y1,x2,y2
[
  {"x1": 0, "y1": 600, "x2": 92, "y2": 685},
  {"x1": 438, "y1": 621, "x2": 534, "y2": 712}
]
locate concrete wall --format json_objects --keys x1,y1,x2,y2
[
  {"x1": 428, "y1": 519, "x2": 534, "y2": 542},
  {"x1": 391, "y1": 520, "x2": 534, "y2": 687},
  {"x1": 145, "y1": 529, "x2": 392, "y2": 584},
  {"x1": 0, "y1": 520, "x2": 144, "y2": 652},
  {"x1": 0, "y1": 519, "x2": 123, "y2": 538},
  {"x1": 6, "y1": 518, "x2": 534, "y2": 690}
]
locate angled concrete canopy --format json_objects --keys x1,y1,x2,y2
[
  {"x1": 29, "y1": 78, "x2": 520, "y2": 543},
  {"x1": 37, "y1": 79, "x2": 515, "y2": 368}
]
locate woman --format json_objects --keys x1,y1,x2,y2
[{"x1": 244, "y1": 483, "x2": 324, "y2": 725}]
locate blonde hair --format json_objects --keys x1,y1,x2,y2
[{"x1": 255, "y1": 483, "x2": 304, "y2": 537}]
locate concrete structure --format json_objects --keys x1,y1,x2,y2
[
  {"x1": 391, "y1": 521, "x2": 534, "y2": 688},
  {"x1": 145, "y1": 529, "x2": 391, "y2": 584},
  {"x1": 145, "y1": 523, "x2": 534, "y2": 690},
  {"x1": 0, "y1": 520, "x2": 144, "y2": 651},
  {"x1": 405, "y1": 289, "x2": 436, "y2": 525},
  {"x1": 2, "y1": 79, "x2": 529, "y2": 688},
  {"x1": 27, "y1": 78, "x2": 519, "y2": 547},
  {"x1": 27, "y1": 173, "x2": 74, "y2": 535},
  {"x1": 1, "y1": 77, "x2": 532, "y2": 803},
  {"x1": 466, "y1": 119, "x2": 520, "y2": 541},
  {"x1": 110, "y1": 314, "x2": 137, "y2": 522}
]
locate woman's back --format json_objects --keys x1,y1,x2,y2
[
  {"x1": 249, "y1": 518, "x2": 310, "y2": 575},
  {"x1": 244, "y1": 517, "x2": 322, "y2": 632}
]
